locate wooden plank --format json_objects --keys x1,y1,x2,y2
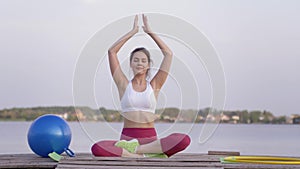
[
  {"x1": 61, "y1": 154, "x2": 224, "y2": 161},
  {"x1": 57, "y1": 160, "x2": 300, "y2": 169},
  {"x1": 2, "y1": 153, "x2": 300, "y2": 169},
  {"x1": 57, "y1": 154, "x2": 224, "y2": 168},
  {"x1": 0, "y1": 158, "x2": 57, "y2": 163},
  {"x1": 0, "y1": 162, "x2": 56, "y2": 169},
  {"x1": 57, "y1": 159, "x2": 300, "y2": 169},
  {"x1": 208, "y1": 151, "x2": 240, "y2": 156},
  {"x1": 63, "y1": 154, "x2": 223, "y2": 162},
  {"x1": 57, "y1": 153, "x2": 300, "y2": 169},
  {"x1": 58, "y1": 160, "x2": 223, "y2": 167},
  {"x1": 0, "y1": 154, "x2": 45, "y2": 160},
  {"x1": 0, "y1": 153, "x2": 57, "y2": 168},
  {"x1": 56, "y1": 164, "x2": 222, "y2": 169}
]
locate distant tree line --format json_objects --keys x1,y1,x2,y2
[
  {"x1": 0, "y1": 106, "x2": 292, "y2": 124},
  {"x1": 0, "y1": 106, "x2": 78, "y2": 121},
  {"x1": 197, "y1": 108, "x2": 287, "y2": 124}
]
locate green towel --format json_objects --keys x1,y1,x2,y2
[{"x1": 48, "y1": 152, "x2": 63, "y2": 162}]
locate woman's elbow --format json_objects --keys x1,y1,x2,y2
[
  {"x1": 108, "y1": 49, "x2": 116, "y2": 56},
  {"x1": 164, "y1": 50, "x2": 173, "y2": 57}
]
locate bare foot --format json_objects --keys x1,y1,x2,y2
[{"x1": 121, "y1": 149, "x2": 144, "y2": 158}]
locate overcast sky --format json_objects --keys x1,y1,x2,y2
[{"x1": 0, "y1": 0, "x2": 299, "y2": 116}]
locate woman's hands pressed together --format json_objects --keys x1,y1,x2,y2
[
  {"x1": 142, "y1": 14, "x2": 152, "y2": 34},
  {"x1": 131, "y1": 14, "x2": 152, "y2": 35},
  {"x1": 131, "y1": 15, "x2": 139, "y2": 35}
]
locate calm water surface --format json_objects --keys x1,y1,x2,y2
[{"x1": 1, "y1": 122, "x2": 300, "y2": 156}]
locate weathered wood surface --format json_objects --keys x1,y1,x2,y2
[
  {"x1": 57, "y1": 153, "x2": 222, "y2": 169},
  {"x1": 56, "y1": 153, "x2": 300, "y2": 169},
  {"x1": 0, "y1": 153, "x2": 57, "y2": 168},
  {"x1": 1, "y1": 153, "x2": 300, "y2": 169}
]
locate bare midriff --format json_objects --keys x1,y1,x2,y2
[{"x1": 122, "y1": 111, "x2": 157, "y2": 128}]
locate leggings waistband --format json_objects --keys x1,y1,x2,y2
[{"x1": 120, "y1": 128, "x2": 157, "y2": 144}]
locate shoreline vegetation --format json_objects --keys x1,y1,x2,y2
[{"x1": 0, "y1": 106, "x2": 299, "y2": 124}]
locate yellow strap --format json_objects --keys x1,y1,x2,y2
[{"x1": 224, "y1": 156, "x2": 300, "y2": 165}]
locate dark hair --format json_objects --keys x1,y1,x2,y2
[
  {"x1": 130, "y1": 47, "x2": 152, "y2": 77},
  {"x1": 130, "y1": 47, "x2": 151, "y2": 63}
]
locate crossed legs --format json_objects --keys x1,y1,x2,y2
[{"x1": 91, "y1": 128, "x2": 191, "y2": 157}]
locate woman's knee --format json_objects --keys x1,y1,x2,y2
[
  {"x1": 91, "y1": 140, "x2": 122, "y2": 157},
  {"x1": 170, "y1": 133, "x2": 191, "y2": 149},
  {"x1": 161, "y1": 133, "x2": 191, "y2": 156},
  {"x1": 91, "y1": 142, "x2": 103, "y2": 156}
]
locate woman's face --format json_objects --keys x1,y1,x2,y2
[{"x1": 130, "y1": 51, "x2": 150, "y2": 75}]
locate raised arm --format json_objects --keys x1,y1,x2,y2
[
  {"x1": 108, "y1": 15, "x2": 138, "y2": 89},
  {"x1": 142, "y1": 14, "x2": 173, "y2": 90}
]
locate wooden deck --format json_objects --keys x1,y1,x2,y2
[{"x1": 1, "y1": 152, "x2": 300, "y2": 169}]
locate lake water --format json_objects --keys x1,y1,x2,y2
[{"x1": 1, "y1": 122, "x2": 300, "y2": 156}]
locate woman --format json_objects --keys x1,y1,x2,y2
[{"x1": 91, "y1": 14, "x2": 190, "y2": 158}]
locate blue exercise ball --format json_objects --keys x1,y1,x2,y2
[{"x1": 27, "y1": 114, "x2": 74, "y2": 157}]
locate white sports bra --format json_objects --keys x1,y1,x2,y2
[{"x1": 120, "y1": 80, "x2": 157, "y2": 114}]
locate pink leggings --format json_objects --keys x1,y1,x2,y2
[{"x1": 91, "y1": 128, "x2": 190, "y2": 157}]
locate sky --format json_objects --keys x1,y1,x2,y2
[{"x1": 0, "y1": 0, "x2": 299, "y2": 116}]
